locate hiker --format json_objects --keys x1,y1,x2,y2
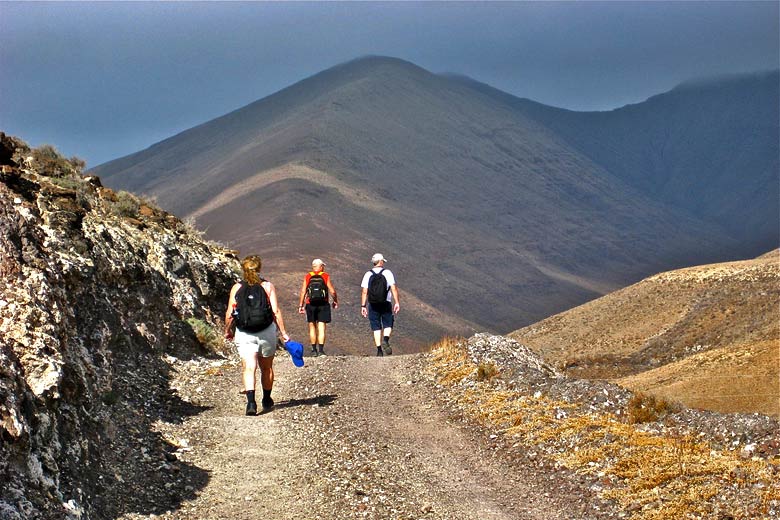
[
  {"x1": 360, "y1": 253, "x2": 400, "y2": 356},
  {"x1": 298, "y1": 258, "x2": 339, "y2": 357},
  {"x1": 224, "y1": 255, "x2": 290, "y2": 416}
]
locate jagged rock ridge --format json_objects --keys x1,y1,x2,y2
[{"x1": 0, "y1": 133, "x2": 238, "y2": 519}]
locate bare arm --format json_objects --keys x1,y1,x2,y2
[
  {"x1": 391, "y1": 285, "x2": 400, "y2": 314},
  {"x1": 327, "y1": 278, "x2": 338, "y2": 308},
  {"x1": 298, "y1": 277, "x2": 308, "y2": 313},
  {"x1": 265, "y1": 281, "x2": 290, "y2": 341},
  {"x1": 224, "y1": 283, "x2": 240, "y2": 338},
  {"x1": 360, "y1": 287, "x2": 368, "y2": 317}
]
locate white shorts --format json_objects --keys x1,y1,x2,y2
[{"x1": 234, "y1": 323, "x2": 278, "y2": 359}]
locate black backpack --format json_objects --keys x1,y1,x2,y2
[
  {"x1": 367, "y1": 268, "x2": 389, "y2": 304},
  {"x1": 233, "y1": 283, "x2": 275, "y2": 332},
  {"x1": 306, "y1": 273, "x2": 328, "y2": 304}
]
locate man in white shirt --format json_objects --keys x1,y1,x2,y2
[{"x1": 360, "y1": 253, "x2": 400, "y2": 356}]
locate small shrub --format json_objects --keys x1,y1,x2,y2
[
  {"x1": 111, "y1": 190, "x2": 140, "y2": 218},
  {"x1": 101, "y1": 390, "x2": 119, "y2": 406},
  {"x1": 48, "y1": 176, "x2": 85, "y2": 191},
  {"x1": 181, "y1": 216, "x2": 206, "y2": 238},
  {"x1": 186, "y1": 318, "x2": 221, "y2": 352},
  {"x1": 476, "y1": 362, "x2": 499, "y2": 382},
  {"x1": 31, "y1": 144, "x2": 85, "y2": 177},
  {"x1": 626, "y1": 391, "x2": 677, "y2": 424},
  {"x1": 47, "y1": 175, "x2": 92, "y2": 208},
  {"x1": 137, "y1": 194, "x2": 164, "y2": 214}
]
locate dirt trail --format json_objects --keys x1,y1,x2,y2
[{"x1": 128, "y1": 353, "x2": 602, "y2": 520}]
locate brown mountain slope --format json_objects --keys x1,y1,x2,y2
[
  {"x1": 453, "y1": 71, "x2": 780, "y2": 255},
  {"x1": 93, "y1": 56, "x2": 746, "y2": 347},
  {"x1": 510, "y1": 250, "x2": 779, "y2": 416}
]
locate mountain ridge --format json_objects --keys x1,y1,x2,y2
[
  {"x1": 92, "y1": 56, "x2": 775, "y2": 345},
  {"x1": 459, "y1": 69, "x2": 780, "y2": 253}
]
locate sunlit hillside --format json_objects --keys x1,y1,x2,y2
[{"x1": 511, "y1": 250, "x2": 779, "y2": 416}]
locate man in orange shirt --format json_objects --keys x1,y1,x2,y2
[{"x1": 298, "y1": 258, "x2": 339, "y2": 356}]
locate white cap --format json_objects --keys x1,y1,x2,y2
[
  {"x1": 371, "y1": 253, "x2": 386, "y2": 264},
  {"x1": 312, "y1": 258, "x2": 326, "y2": 267}
]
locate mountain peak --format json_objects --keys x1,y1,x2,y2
[
  {"x1": 337, "y1": 55, "x2": 425, "y2": 71},
  {"x1": 301, "y1": 55, "x2": 434, "y2": 87}
]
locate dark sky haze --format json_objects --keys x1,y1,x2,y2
[{"x1": 1, "y1": 1, "x2": 777, "y2": 167}]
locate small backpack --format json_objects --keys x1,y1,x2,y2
[
  {"x1": 367, "y1": 268, "x2": 389, "y2": 305},
  {"x1": 306, "y1": 272, "x2": 328, "y2": 304},
  {"x1": 233, "y1": 283, "x2": 275, "y2": 332}
]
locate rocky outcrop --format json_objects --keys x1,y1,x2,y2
[{"x1": 0, "y1": 133, "x2": 240, "y2": 519}]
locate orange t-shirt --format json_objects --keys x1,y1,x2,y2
[{"x1": 304, "y1": 271, "x2": 330, "y2": 304}]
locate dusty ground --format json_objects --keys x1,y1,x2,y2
[{"x1": 121, "y1": 352, "x2": 614, "y2": 520}]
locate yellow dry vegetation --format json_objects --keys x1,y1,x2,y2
[
  {"x1": 620, "y1": 339, "x2": 780, "y2": 417},
  {"x1": 428, "y1": 337, "x2": 780, "y2": 520},
  {"x1": 509, "y1": 251, "x2": 780, "y2": 417}
]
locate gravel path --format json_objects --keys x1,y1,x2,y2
[{"x1": 129, "y1": 352, "x2": 610, "y2": 520}]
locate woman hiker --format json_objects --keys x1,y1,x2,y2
[{"x1": 225, "y1": 255, "x2": 290, "y2": 415}]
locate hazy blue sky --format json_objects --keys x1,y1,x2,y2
[{"x1": 1, "y1": 1, "x2": 777, "y2": 167}]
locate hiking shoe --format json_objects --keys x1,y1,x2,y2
[
  {"x1": 382, "y1": 340, "x2": 392, "y2": 356},
  {"x1": 318, "y1": 345, "x2": 325, "y2": 356},
  {"x1": 261, "y1": 397, "x2": 274, "y2": 412},
  {"x1": 376, "y1": 346, "x2": 384, "y2": 357},
  {"x1": 245, "y1": 401, "x2": 257, "y2": 416},
  {"x1": 311, "y1": 347, "x2": 319, "y2": 357}
]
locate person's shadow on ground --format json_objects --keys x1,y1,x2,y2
[{"x1": 267, "y1": 394, "x2": 338, "y2": 412}]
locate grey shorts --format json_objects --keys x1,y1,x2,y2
[{"x1": 234, "y1": 323, "x2": 278, "y2": 359}]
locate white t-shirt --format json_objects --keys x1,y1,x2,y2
[{"x1": 361, "y1": 267, "x2": 396, "y2": 303}]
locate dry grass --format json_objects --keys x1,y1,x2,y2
[
  {"x1": 626, "y1": 392, "x2": 679, "y2": 424},
  {"x1": 476, "y1": 361, "x2": 499, "y2": 382},
  {"x1": 510, "y1": 252, "x2": 780, "y2": 417},
  {"x1": 429, "y1": 336, "x2": 473, "y2": 385},
  {"x1": 620, "y1": 339, "x2": 780, "y2": 417},
  {"x1": 427, "y1": 337, "x2": 780, "y2": 520}
]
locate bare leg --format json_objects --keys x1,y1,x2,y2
[
  {"x1": 259, "y1": 355, "x2": 274, "y2": 390},
  {"x1": 308, "y1": 322, "x2": 317, "y2": 346},
  {"x1": 317, "y1": 322, "x2": 327, "y2": 345},
  {"x1": 242, "y1": 353, "x2": 258, "y2": 391}
]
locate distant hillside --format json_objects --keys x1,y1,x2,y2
[
  {"x1": 92, "y1": 57, "x2": 773, "y2": 347},
  {"x1": 510, "y1": 250, "x2": 779, "y2": 416},
  {"x1": 454, "y1": 70, "x2": 780, "y2": 255}
]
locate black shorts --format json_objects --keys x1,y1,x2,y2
[{"x1": 305, "y1": 303, "x2": 332, "y2": 323}]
